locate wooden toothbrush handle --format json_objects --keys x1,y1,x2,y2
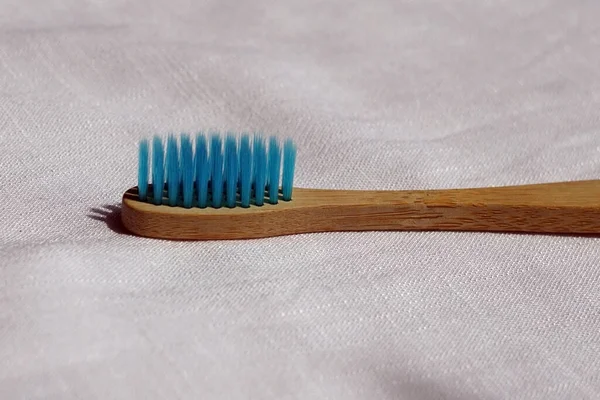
[
  {"x1": 121, "y1": 180, "x2": 600, "y2": 240},
  {"x1": 293, "y1": 180, "x2": 600, "y2": 235}
]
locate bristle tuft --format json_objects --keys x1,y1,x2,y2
[
  {"x1": 166, "y1": 135, "x2": 180, "y2": 207},
  {"x1": 196, "y1": 133, "x2": 209, "y2": 208},
  {"x1": 138, "y1": 139, "x2": 149, "y2": 201},
  {"x1": 239, "y1": 135, "x2": 252, "y2": 207},
  {"x1": 151, "y1": 135, "x2": 164, "y2": 205},
  {"x1": 253, "y1": 135, "x2": 267, "y2": 206},
  {"x1": 282, "y1": 138, "x2": 296, "y2": 201},
  {"x1": 210, "y1": 134, "x2": 224, "y2": 208},
  {"x1": 180, "y1": 134, "x2": 194, "y2": 208},
  {"x1": 225, "y1": 134, "x2": 238, "y2": 208},
  {"x1": 268, "y1": 136, "x2": 281, "y2": 204}
]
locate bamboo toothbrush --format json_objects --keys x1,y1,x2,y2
[{"x1": 121, "y1": 133, "x2": 600, "y2": 240}]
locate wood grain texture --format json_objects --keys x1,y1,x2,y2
[{"x1": 121, "y1": 180, "x2": 600, "y2": 240}]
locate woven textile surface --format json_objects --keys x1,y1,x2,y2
[{"x1": 1, "y1": 1, "x2": 600, "y2": 399}]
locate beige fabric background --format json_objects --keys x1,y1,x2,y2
[{"x1": 1, "y1": 1, "x2": 600, "y2": 399}]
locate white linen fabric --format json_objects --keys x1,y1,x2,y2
[{"x1": 1, "y1": 1, "x2": 600, "y2": 399}]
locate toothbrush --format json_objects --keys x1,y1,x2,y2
[{"x1": 121, "y1": 133, "x2": 600, "y2": 240}]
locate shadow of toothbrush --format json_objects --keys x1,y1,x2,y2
[{"x1": 88, "y1": 204, "x2": 128, "y2": 235}]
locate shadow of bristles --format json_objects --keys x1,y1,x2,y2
[{"x1": 88, "y1": 204, "x2": 128, "y2": 235}]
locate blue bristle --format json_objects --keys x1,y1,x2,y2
[
  {"x1": 195, "y1": 133, "x2": 209, "y2": 208},
  {"x1": 268, "y1": 136, "x2": 281, "y2": 204},
  {"x1": 166, "y1": 135, "x2": 180, "y2": 207},
  {"x1": 282, "y1": 138, "x2": 296, "y2": 201},
  {"x1": 180, "y1": 134, "x2": 194, "y2": 208},
  {"x1": 210, "y1": 134, "x2": 224, "y2": 208},
  {"x1": 225, "y1": 135, "x2": 238, "y2": 208},
  {"x1": 253, "y1": 135, "x2": 267, "y2": 206},
  {"x1": 179, "y1": 134, "x2": 185, "y2": 183},
  {"x1": 138, "y1": 138, "x2": 149, "y2": 201},
  {"x1": 251, "y1": 134, "x2": 259, "y2": 185},
  {"x1": 152, "y1": 135, "x2": 164, "y2": 205},
  {"x1": 238, "y1": 134, "x2": 245, "y2": 185},
  {"x1": 239, "y1": 135, "x2": 252, "y2": 207},
  {"x1": 265, "y1": 141, "x2": 270, "y2": 188},
  {"x1": 223, "y1": 132, "x2": 231, "y2": 184}
]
